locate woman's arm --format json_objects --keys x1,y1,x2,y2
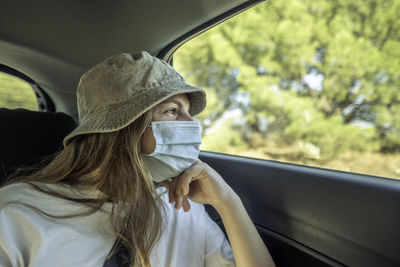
[
  {"x1": 213, "y1": 192, "x2": 275, "y2": 267},
  {"x1": 161, "y1": 160, "x2": 275, "y2": 267}
]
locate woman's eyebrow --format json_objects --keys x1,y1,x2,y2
[
  {"x1": 164, "y1": 100, "x2": 181, "y2": 106},
  {"x1": 161, "y1": 99, "x2": 189, "y2": 109}
]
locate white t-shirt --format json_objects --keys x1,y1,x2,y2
[{"x1": 0, "y1": 182, "x2": 235, "y2": 267}]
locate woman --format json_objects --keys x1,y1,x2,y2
[{"x1": 0, "y1": 52, "x2": 275, "y2": 267}]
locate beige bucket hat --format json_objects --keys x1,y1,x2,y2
[{"x1": 63, "y1": 51, "x2": 206, "y2": 147}]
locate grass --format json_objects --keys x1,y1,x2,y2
[{"x1": 204, "y1": 139, "x2": 400, "y2": 180}]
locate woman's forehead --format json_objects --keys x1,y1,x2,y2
[{"x1": 160, "y1": 94, "x2": 190, "y2": 107}]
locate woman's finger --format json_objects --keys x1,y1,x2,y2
[
  {"x1": 175, "y1": 172, "x2": 192, "y2": 208},
  {"x1": 169, "y1": 177, "x2": 178, "y2": 204},
  {"x1": 175, "y1": 176, "x2": 184, "y2": 210},
  {"x1": 160, "y1": 180, "x2": 171, "y2": 190},
  {"x1": 174, "y1": 164, "x2": 206, "y2": 209},
  {"x1": 182, "y1": 195, "x2": 190, "y2": 212},
  {"x1": 179, "y1": 163, "x2": 206, "y2": 185}
]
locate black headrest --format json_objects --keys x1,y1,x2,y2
[{"x1": 0, "y1": 108, "x2": 77, "y2": 182}]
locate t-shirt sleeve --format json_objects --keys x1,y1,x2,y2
[{"x1": 204, "y1": 211, "x2": 235, "y2": 267}]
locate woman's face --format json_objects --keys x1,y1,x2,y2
[{"x1": 141, "y1": 93, "x2": 192, "y2": 154}]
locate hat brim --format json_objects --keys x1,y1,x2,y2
[{"x1": 63, "y1": 81, "x2": 206, "y2": 147}]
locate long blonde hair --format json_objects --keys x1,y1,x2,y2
[{"x1": 3, "y1": 110, "x2": 164, "y2": 267}]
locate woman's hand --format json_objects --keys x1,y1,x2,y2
[
  {"x1": 162, "y1": 160, "x2": 276, "y2": 266},
  {"x1": 160, "y1": 159, "x2": 237, "y2": 212}
]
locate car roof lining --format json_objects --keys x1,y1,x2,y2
[{"x1": 0, "y1": 0, "x2": 263, "y2": 115}]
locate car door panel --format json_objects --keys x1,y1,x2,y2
[{"x1": 200, "y1": 151, "x2": 400, "y2": 267}]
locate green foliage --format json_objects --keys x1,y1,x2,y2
[
  {"x1": 175, "y1": 0, "x2": 400, "y2": 161},
  {"x1": 201, "y1": 117, "x2": 248, "y2": 153},
  {"x1": 0, "y1": 72, "x2": 38, "y2": 110}
]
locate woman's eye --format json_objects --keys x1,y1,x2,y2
[{"x1": 165, "y1": 108, "x2": 177, "y2": 115}]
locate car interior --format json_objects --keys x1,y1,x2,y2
[{"x1": 1, "y1": 0, "x2": 399, "y2": 266}]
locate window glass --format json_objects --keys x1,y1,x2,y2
[
  {"x1": 174, "y1": 0, "x2": 400, "y2": 180},
  {"x1": 0, "y1": 72, "x2": 38, "y2": 111}
]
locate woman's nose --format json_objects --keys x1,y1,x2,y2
[{"x1": 178, "y1": 110, "x2": 193, "y2": 121}]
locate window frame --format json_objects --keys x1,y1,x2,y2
[{"x1": 0, "y1": 64, "x2": 55, "y2": 111}]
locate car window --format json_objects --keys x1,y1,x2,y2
[
  {"x1": 174, "y1": 0, "x2": 400, "y2": 180},
  {"x1": 0, "y1": 71, "x2": 38, "y2": 111}
]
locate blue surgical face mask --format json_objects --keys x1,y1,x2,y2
[{"x1": 142, "y1": 120, "x2": 202, "y2": 182}]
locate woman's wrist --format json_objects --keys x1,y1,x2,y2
[
  {"x1": 212, "y1": 189, "x2": 241, "y2": 214},
  {"x1": 211, "y1": 188, "x2": 276, "y2": 267}
]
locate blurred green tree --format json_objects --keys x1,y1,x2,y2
[{"x1": 174, "y1": 0, "x2": 400, "y2": 159}]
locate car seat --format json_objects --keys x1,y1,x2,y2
[
  {"x1": 0, "y1": 108, "x2": 77, "y2": 183},
  {"x1": 0, "y1": 107, "x2": 130, "y2": 266}
]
